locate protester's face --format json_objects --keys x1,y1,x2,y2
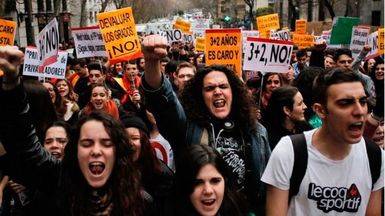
[
  {"x1": 78, "y1": 120, "x2": 115, "y2": 188},
  {"x1": 372, "y1": 121, "x2": 384, "y2": 148},
  {"x1": 265, "y1": 75, "x2": 281, "y2": 94},
  {"x1": 202, "y1": 71, "x2": 232, "y2": 120},
  {"x1": 375, "y1": 63, "x2": 384, "y2": 80},
  {"x1": 89, "y1": 70, "x2": 105, "y2": 85},
  {"x1": 297, "y1": 55, "x2": 307, "y2": 66},
  {"x1": 176, "y1": 67, "x2": 195, "y2": 90},
  {"x1": 284, "y1": 66, "x2": 294, "y2": 81},
  {"x1": 367, "y1": 59, "x2": 376, "y2": 70},
  {"x1": 139, "y1": 59, "x2": 145, "y2": 69},
  {"x1": 160, "y1": 62, "x2": 167, "y2": 73},
  {"x1": 115, "y1": 63, "x2": 123, "y2": 72},
  {"x1": 188, "y1": 57, "x2": 195, "y2": 64},
  {"x1": 126, "y1": 127, "x2": 141, "y2": 161},
  {"x1": 125, "y1": 64, "x2": 138, "y2": 81},
  {"x1": 56, "y1": 80, "x2": 69, "y2": 98},
  {"x1": 190, "y1": 164, "x2": 224, "y2": 216},
  {"x1": 74, "y1": 64, "x2": 87, "y2": 77},
  {"x1": 44, "y1": 126, "x2": 68, "y2": 160},
  {"x1": 43, "y1": 82, "x2": 56, "y2": 104},
  {"x1": 321, "y1": 82, "x2": 367, "y2": 144},
  {"x1": 324, "y1": 56, "x2": 335, "y2": 69},
  {"x1": 91, "y1": 86, "x2": 108, "y2": 110},
  {"x1": 336, "y1": 54, "x2": 353, "y2": 69},
  {"x1": 287, "y1": 92, "x2": 307, "y2": 122},
  {"x1": 197, "y1": 54, "x2": 204, "y2": 64}
]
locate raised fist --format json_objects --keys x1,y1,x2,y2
[
  {"x1": 0, "y1": 46, "x2": 24, "y2": 84},
  {"x1": 141, "y1": 35, "x2": 168, "y2": 61}
]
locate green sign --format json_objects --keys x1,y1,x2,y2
[{"x1": 330, "y1": 16, "x2": 360, "y2": 45}]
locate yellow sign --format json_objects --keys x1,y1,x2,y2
[
  {"x1": 292, "y1": 33, "x2": 314, "y2": 49},
  {"x1": 173, "y1": 18, "x2": 191, "y2": 33},
  {"x1": 256, "y1": 14, "x2": 280, "y2": 38},
  {"x1": 97, "y1": 7, "x2": 141, "y2": 64},
  {"x1": 195, "y1": 37, "x2": 205, "y2": 52},
  {"x1": 295, "y1": 19, "x2": 307, "y2": 34},
  {"x1": 205, "y1": 29, "x2": 242, "y2": 77},
  {"x1": 0, "y1": 19, "x2": 17, "y2": 46},
  {"x1": 378, "y1": 28, "x2": 384, "y2": 55}
]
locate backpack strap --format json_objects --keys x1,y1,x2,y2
[
  {"x1": 364, "y1": 137, "x2": 382, "y2": 189},
  {"x1": 289, "y1": 133, "x2": 308, "y2": 202}
]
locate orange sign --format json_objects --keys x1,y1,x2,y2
[
  {"x1": 295, "y1": 19, "x2": 307, "y2": 34},
  {"x1": 97, "y1": 7, "x2": 141, "y2": 64},
  {"x1": 195, "y1": 37, "x2": 205, "y2": 52},
  {"x1": 205, "y1": 29, "x2": 242, "y2": 77},
  {"x1": 256, "y1": 14, "x2": 280, "y2": 38},
  {"x1": 173, "y1": 18, "x2": 191, "y2": 33},
  {"x1": 0, "y1": 18, "x2": 17, "y2": 46},
  {"x1": 378, "y1": 28, "x2": 384, "y2": 55},
  {"x1": 292, "y1": 33, "x2": 314, "y2": 49}
]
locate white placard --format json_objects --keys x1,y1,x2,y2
[
  {"x1": 243, "y1": 37, "x2": 293, "y2": 73},
  {"x1": 366, "y1": 31, "x2": 378, "y2": 59},
  {"x1": 321, "y1": 30, "x2": 331, "y2": 44},
  {"x1": 71, "y1": 26, "x2": 107, "y2": 58},
  {"x1": 350, "y1": 26, "x2": 370, "y2": 58},
  {"x1": 164, "y1": 29, "x2": 183, "y2": 44},
  {"x1": 242, "y1": 30, "x2": 260, "y2": 53},
  {"x1": 270, "y1": 29, "x2": 291, "y2": 41},
  {"x1": 23, "y1": 47, "x2": 67, "y2": 79},
  {"x1": 183, "y1": 34, "x2": 194, "y2": 43},
  {"x1": 36, "y1": 18, "x2": 59, "y2": 72}
]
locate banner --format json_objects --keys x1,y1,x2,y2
[
  {"x1": 256, "y1": 13, "x2": 280, "y2": 38},
  {"x1": 295, "y1": 19, "x2": 307, "y2": 34},
  {"x1": 243, "y1": 38, "x2": 293, "y2": 73},
  {"x1": 36, "y1": 18, "x2": 59, "y2": 72},
  {"x1": 97, "y1": 7, "x2": 141, "y2": 64},
  {"x1": 173, "y1": 18, "x2": 191, "y2": 33},
  {"x1": 349, "y1": 26, "x2": 370, "y2": 58},
  {"x1": 292, "y1": 33, "x2": 315, "y2": 49},
  {"x1": 205, "y1": 29, "x2": 242, "y2": 77},
  {"x1": 71, "y1": 26, "x2": 107, "y2": 58},
  {"x1": 195, "y1": 37, "x2": 205, "y2": 52},
  {"x1": 330, "y1": 16, "x2": 360, "y2": 45},
  {"x1": 366, "y1": 31, "x2": 378, "y2": 59},
  {"x1": 378, "y1": 28, "x2": 384, "y2": 55},
  {"x1": 23, "y1": 47, "x2": 67, "y2": 79},
  {"x1": 0, "y1": 18, "x2": 17, "y2": 46},
  {"x1": 270, "y1": 29, "x2": 291, "y2": 41}
]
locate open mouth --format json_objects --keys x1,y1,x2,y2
[
  {"x1": 213, "y1": 99, "x2": 225, "y2": 108},
  {"x1": 51, "y1": 152, "x2": 62, "y2": 159},
  {"x1": 201, "y1": 199, "x2": 215, "y2": 206},
  {"x1": 89, "y1": 162, "x2": 105, "y2": 175},
  {"x1": 348, "y1": 122, "x2": 363, "y2": 131}
]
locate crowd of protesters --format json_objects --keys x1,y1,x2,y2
[{"x1": 0, "y1": 28, "x2": 383, "y2": 216}]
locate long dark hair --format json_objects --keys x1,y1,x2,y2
[
  {"x1": 181, "y1": 65, "x2": 258, "y2": 132},
  {"x1": 178, "y1": 144, "x2": 245, "y2": 216},
  {"x1": 61, "y1": 112, "x2": 143, "y2": 215}
]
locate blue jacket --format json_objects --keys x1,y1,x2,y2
[{"x1": 141, "y1": 75, "x2": 271, "y2": 214}]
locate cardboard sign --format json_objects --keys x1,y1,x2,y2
[
  {"x1": 97, "y1": 7, "x2": 141, "y2": 64},
  {"x1": 378, "y1": 28, "x2": 384, "y2": 55},
  {"x1": 366, "y1": 31, "x2": 378, "y2": 59},
  {"x1": 349, "y1": 26, "x2": 370, "y2": 58},
  {"x1": 243, "y1": 37, "x2": 293, "y2": 73},
  {"x1": 270, "y1": 29, "x2": 291, "y2": 41},
  {"x1": 36, "y1": 18, "x2": 59, "y2": 72},
  {"x1": 195, "y1": 37, "x2": 205, "y2": 52},
  {"x1": 292, "y1": 33, "x2": 315, "y2": 49},
  {"x1": 173, "y1": 18, "x2": 191, "y2": 33},
  {"x1": 256, "y1": 13, "x2": 280, "y2": 38},
  {"x1": 71, "y1": 26, "x2": 107, "y2": 58},
  {"x1": 330, "y1": 16, "x2": 360, "y2": 45},
  {"x1": 164, "y1": 29, "x2": 183, "y2": 43},
  {"x1": 0, "y1": 18, "x2": 17, "y2": 46},
  {"x1": 183, "y1": 33, "x2": 194, "y2": 43},
  {"x1": 295, "y1": 19, "x2": 307, "y2": 34},
  {"x1": 205, "y1": 29, "x2": 242, "y2": 77},
  {"x1": 242, "y1": 30, "x2": 260, "y2": 53},
  {"x1": 23, "y1": 47, "x2": 67, "y2": 79}
]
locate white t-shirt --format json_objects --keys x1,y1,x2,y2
[
  {"x1": 150, "y1": 133, "x2": 175, "y2": 172},
  {"x1": 261, "y1": 129, "x2": 384, "y2": 216}
]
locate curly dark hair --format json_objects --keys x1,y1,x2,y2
[
  {"x1": 180, "y1": 65, "x2": 258, "y2": 132},
  {"x1": 61, "y1": 112, "x2": 143, "y2": 215}
]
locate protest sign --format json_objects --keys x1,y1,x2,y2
[
  {"x1": 292, "y1": 33, "x2": 314, "y2": 49},
  {"x1": 71, "y1": 26, "x2": 107, "y2": 58},
  {"x1": 164, "y1": 29, "x2": 183, "y2": 43},
  {"x1": 243, "y1": 37, "x2": 293, "y2": 73},
  {"x1": 0, "y1": 18, "x2": 17, "y2": 46},
  {"x1": 36, "y1": 18, "x2": 59, "y2": 72},
  {"x1": 195, "y1": 37, "x2": 205, "y2": 52},
  {"x1": 349, "y1": 26, "x2": 370, "y2": 58},
  {"x1": 366, "y1": 31, "x2": 378, "y2": 59},
  {"x1": 183, "y1": 32, "x2": 194, "y2": 43},
  {"x1": 378, "y1": 28, "x2": 384, "y2": 55},
  {"x1": 97, "y1": 7, "x2": 141, "y2": 64},
  {"x1": 192, "y1": 18, "x2": 210, "y2": 38},
  {"x1": 330, "y1": 16, "x2": 360, "y2": 45},
  {"x1": 23, "y1": 46, "x2": 67, "y2": 79},
  {"x1": 295, "y1": 19, "x2": 307, "y2": 34},
  {"x1": 256, "y1": 13, "x2": 280, "y2": 38},
  {"x1": 242, "y1": 30, "x2": 260, "y2": 53},
  {"x1": 173, "y1": 18, "x2": 191, "y2": 33},
  {"x1": 270, "y1": 29, "x2": 291, "y2": 41},
  {"x1": 321, "y1": 30, "x2": 331, "y2": 44},
  {"x1": 205, "y1": 29, "x2": 242, "y2": 77}
]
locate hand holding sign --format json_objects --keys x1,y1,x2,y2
[
  {"x1": 142, "y1": 35, "x2": 168, "y2": 60},
  {"x1": 0, "y1": 46, "x2": 24, "y2": 89}
]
